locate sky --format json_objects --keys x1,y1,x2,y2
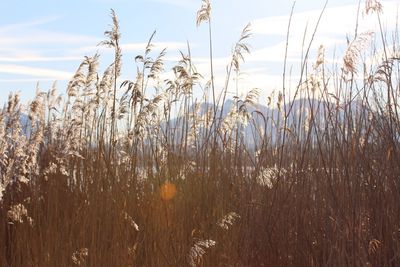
[{"x1": 0, "y1": 0, "x2": 399, "y2": 104}]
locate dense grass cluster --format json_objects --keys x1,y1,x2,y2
[{"x1": 1, "y1": 0, "x2": 400, "y2": 266}]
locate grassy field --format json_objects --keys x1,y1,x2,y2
[{"x1": 1, "y1": 0, "x2": 400, "y2": 266}]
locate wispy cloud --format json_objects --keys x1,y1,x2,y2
[
  {"x1": 248, "y1": 1, "x2": 399, "y2": 69},
  {"x1": 252, "y1": 1, "x2": 399, "y2": 37},
  {"x1": 0, "y1": 17, "x2": 98, "y2": 81},
  {"x1": 0, "y1": 55, "x2": 82, "y2": 63},
  {"x1": 122, "y1": 41, "x2": 189, "y2": 51},
  {"x1": 77, "y1": 41, "x2": 190, "y2": 56},
  {"x1": 0, "y1": 16, "x2": 61, "y2": 33},
  {"x1": 248, "y1": 36, "x2": 345, "y2": 64},
  {"x1": 0, "y1": 78, "x2": 61, "y2": 83},
  {"x1": 0, "y1": 64, "x2": 72, "y2": 80},
  {"x1": 0, "y1": 31, "x2": 98, "y2": 46},
  {"x1": 0, "y1": 16, "x2": 98, "y2": 62}
]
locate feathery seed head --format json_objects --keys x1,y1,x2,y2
[
  {"x1": 196, "y1": 0, "x2": 211, "y2": 27},
  {"x1": 343, "y1": 31, "x2": 374, "y2": 75},
  {"x1": 188, "y1": 239, "x2": 216, "y2": 267},
  {"x1": 365, "y1": 0, "x2": 383, "y2": 15}
]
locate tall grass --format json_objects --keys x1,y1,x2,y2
[{"x1": 1, "y1": 0, "x2": 400, "y2": 266}]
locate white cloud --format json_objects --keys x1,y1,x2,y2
[
  {"x1": 0, "y1": 16, "x2": 98, "y2": 49},
  {"x1": 0, "y1": 78, "x2": 60, "y2": 83},
  {"x1": 252, "y1": 1, "x2": 399, "y2": 37},
  {"x1": 0, "y1": 55, "x2": 82, "y2": 63},
  {"x1": 248, "y1": 36, "x2": 346, "y2": 64},
  {"x1": 0, "y1": 31, "x2": 98, "y2": 46},
  {"x1": 246, "y1": 1, "x2": 399, "y2": 76},
  {"x1": 0, "y1": 64, "x2": 72, "y2": 80},
  {"x1": 122, "y1": 41, "x2": 189, "y2": 51},
  {"x1": 0, "y1": 16, "x2": 61, "y2": 33},
  {"x1": 77, "y1": 41, "x2": 190, "y2": 56},
  {"x1": 0, "y1": 16, "x2": 99, "y2": 65}
]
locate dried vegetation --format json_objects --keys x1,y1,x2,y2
[{"x1": 1, "y1": 1, "x2": 400, "y2": 266}]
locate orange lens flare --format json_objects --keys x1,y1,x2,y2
[{"x1": 160, "y1": 182, "x2": 177, "y2": 201}]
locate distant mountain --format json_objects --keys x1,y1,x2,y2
[{"x1": 161, "y1": 97, "x2": 372, "y2": 148}]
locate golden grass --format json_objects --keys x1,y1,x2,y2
[{"x1": 1, "y1": 0, "x2": 400, "y2": 266}]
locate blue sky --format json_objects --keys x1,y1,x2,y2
[{"x1": 0, "y1": 0, "x2": 398, "y2": 104}]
